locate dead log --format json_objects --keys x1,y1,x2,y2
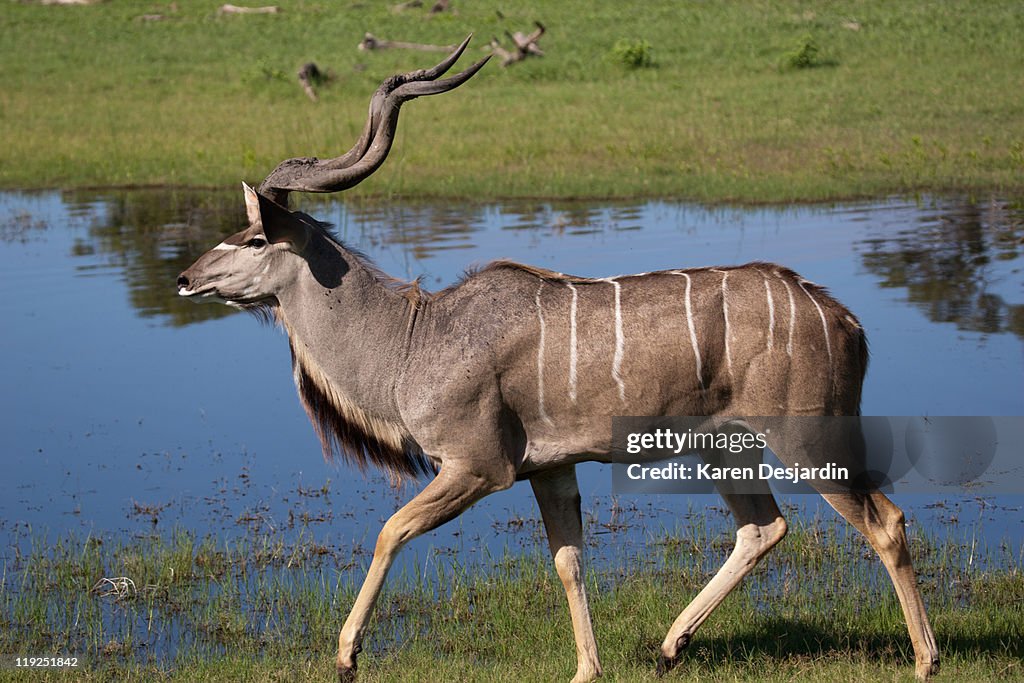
[
  {"x1": 490, "y1": 21, "x2": 545, "y2": 66},
  {"x1": 218, "y1": 4, "x2": 280, "y2": 15},
  {"x1": 357, "y1": 33, "x2": 456, "y2": 53},
  {"x1": 392, "y1": 0, "x2": 449, "y2": 13}
]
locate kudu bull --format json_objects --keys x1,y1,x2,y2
[{"x1": 177, "y1": 37, "x2": 939, "y2": 682}]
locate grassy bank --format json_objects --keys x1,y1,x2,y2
[
  {"x1": 2, "y1": 1, "x2": 1023, "y2": 201},
  {"x1": 1, "y1": 517, "x2": 1021, "y2": 681}
]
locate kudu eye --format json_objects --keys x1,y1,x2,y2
[{"x1": 247, "y1": 237, "x2": 267, "y2": 249}]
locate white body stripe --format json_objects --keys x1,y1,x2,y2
[
  {"x1": 671, "y1": 271, "x2": 704, "y2": 390},
  {"x1": 799, "y1": 280, "x2": 833, "y2": 365},
  {"x1": 605, "y1": 278, "x2": 626, "y2": 403},
  {"x1": 763, "y1": 274, "x2": 775, "y2": 351},
  {"x1": 717, "y1": 270, "x2": 733, "y2": 378},
  {"x1": 777, "y1": 271, "x2": 796, "y2": 357},
  {"x1": 567, "y1": 283, "x2": 579, "y2": 404},
  {"x1": 535, "y1": 283, "x2": 553, "y2": 425}
]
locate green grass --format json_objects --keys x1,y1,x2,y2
[
  {"x1": 1, "y1": 1, "x2": 1023, "y2": 201},
  {"x1": 1, "y1": 517, "x2": 1021, "y2": 681}
]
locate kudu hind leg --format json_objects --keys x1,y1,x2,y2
[
  {"x1": 337, "y1": 466, "x2": 510, "y2": 680},
  {"x1": 821, "y1": 491, "x2": 939, "y2": 680},
  {"x1": 658, "y1": 489, "x2": 787, "y2": 674},
  {"x1": 531, "y1": 466, "x2": 602, "y2": 683}
]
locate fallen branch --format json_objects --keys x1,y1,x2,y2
[
  {"x1": 91, "y1": 576, "x2": 138, "y2": 600},
  {"x1": 489, "y1": 21, "x2": 545, "y2": 66},
  {"x1": 392, "y1": 0, "x2": 449, "y2": 13},
  {"x1": 218, "y1": 4, "x2": 280, "y2": 15},
  {"x1": 357, "y1": 33, "x2": 456, "y2": 53}
]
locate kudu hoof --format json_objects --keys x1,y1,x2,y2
[
  {"x1": 655, "y1": 654, "x2": 678, "y2": 677},
  {"x1": 655, "y1": 634, "x2": 691, "y2": 677}
]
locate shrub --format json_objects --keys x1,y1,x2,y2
[
  {"x1": 610, "y1": 39, "x2": 654, "y2": 69},
  {"x1": 781, "y1": 34, "x2": 826, "y2": 70}
]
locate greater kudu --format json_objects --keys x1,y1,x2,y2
[{"x1": 177, "y1": 37, "x2": 939, "y2": 682}]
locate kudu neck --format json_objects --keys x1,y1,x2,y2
[{"x1": 274, "y1": 238, "x2": 414, "y2": 423}]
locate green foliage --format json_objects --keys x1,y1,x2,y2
[
  {"x1": 1, "y1": 519, "x2": 1020, "y2": 680},
  {"x1": 610, "y1": 39, "x2": 655, "y2": 69},
  {"x1": 781, "y1": 34, "x2": 824, "y2": 69},
  {"x1": 1, "y1": 1, "x2": 1023, "y2": 200},
  {"x1": 1011, "y1": 140, "x2": 1024, "y2": 167},
  {"x1": 252, "y1": 58, "x2": 288, "y2": 83}
]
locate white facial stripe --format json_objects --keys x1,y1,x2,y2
[
  {"x1": 240, "y1": 275, "x2": 263, "y2": 297},
  {"x1": 213, "y1": 242, "x2": 240, "y2": 251}
]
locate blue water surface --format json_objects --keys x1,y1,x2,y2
[{"x1": 0, "y1": 191, "x2": 1021, "y2": 573}]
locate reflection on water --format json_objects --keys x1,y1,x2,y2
[
  {"x1": 857, "y1": 200, "x2": 1023, "y2": 338},
  {"x1": 10, "y1": 190, "x2": 1019, "y2": 339},
  {"x1": 68, "y1": 189, "x2": 244, "y2": 326},
  {"x1": 0, "y1": 189, "x2": 1021, "y2": 569}
]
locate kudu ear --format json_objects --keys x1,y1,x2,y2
[
  {"x1": 241, "y1": 182, "x2": 310, "y2": 251},
  {"x1": 242, "y1": 182, "x2": 261, "y2": 225}
]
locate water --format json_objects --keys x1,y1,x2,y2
[{"x1": 1, "y1": 189, "x2": 1022, "y2": 572}]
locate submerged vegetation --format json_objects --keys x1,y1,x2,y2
[
  {"x1": 1, "y1": 515, "x2": 1020, "y2": 681},
  {"x1": 2, "y1": 1, "x2": 1024, "y2": 201}
]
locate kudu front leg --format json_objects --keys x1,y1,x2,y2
[
  {"x1": 531, "y1": 466, "x2": 602, "y2": 683},
  {"x1": 337, "y1": 466, "x2": 510, "y2": 681}
]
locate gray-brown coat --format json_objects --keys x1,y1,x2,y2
[{"x1": 177, "y1": 39, "x2": 939, "y2": 683}]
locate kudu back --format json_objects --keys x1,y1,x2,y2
[{"x1": 178, "y1": 37, "x2": 939, "y2": 682}]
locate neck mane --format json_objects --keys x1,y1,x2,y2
[{"x1": 270, "y1": 230, "x2": 435, "y2": 484}]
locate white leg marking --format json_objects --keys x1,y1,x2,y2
[
  {"x1": 567, "y1": 282, "x2": 579, "y2": 404},
  {"x1": 717, "y1": 270, "x2": 733, "y2": 379},
  {"x1": 535, "y1": 283, "x2": 554, "y2": 425},
  {"x1": 799, "y1": 280, "x2": 833, "y2": 365},
  {"x1": 671, "y1": 272, "x2": 704, "y2": 390},
  {"x1": 763, "y1": 274, "x2": 775, "y2": 352},
  {"x1": 604, "y1": 278, "x2": 626, "y2": 403},
  {"x1": 777, "y1": 271, "x2": 796, "y2": 357}
]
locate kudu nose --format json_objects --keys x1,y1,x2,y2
[{"x1": 177, "y1": 274, "x2": 190, "y2": 289}]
